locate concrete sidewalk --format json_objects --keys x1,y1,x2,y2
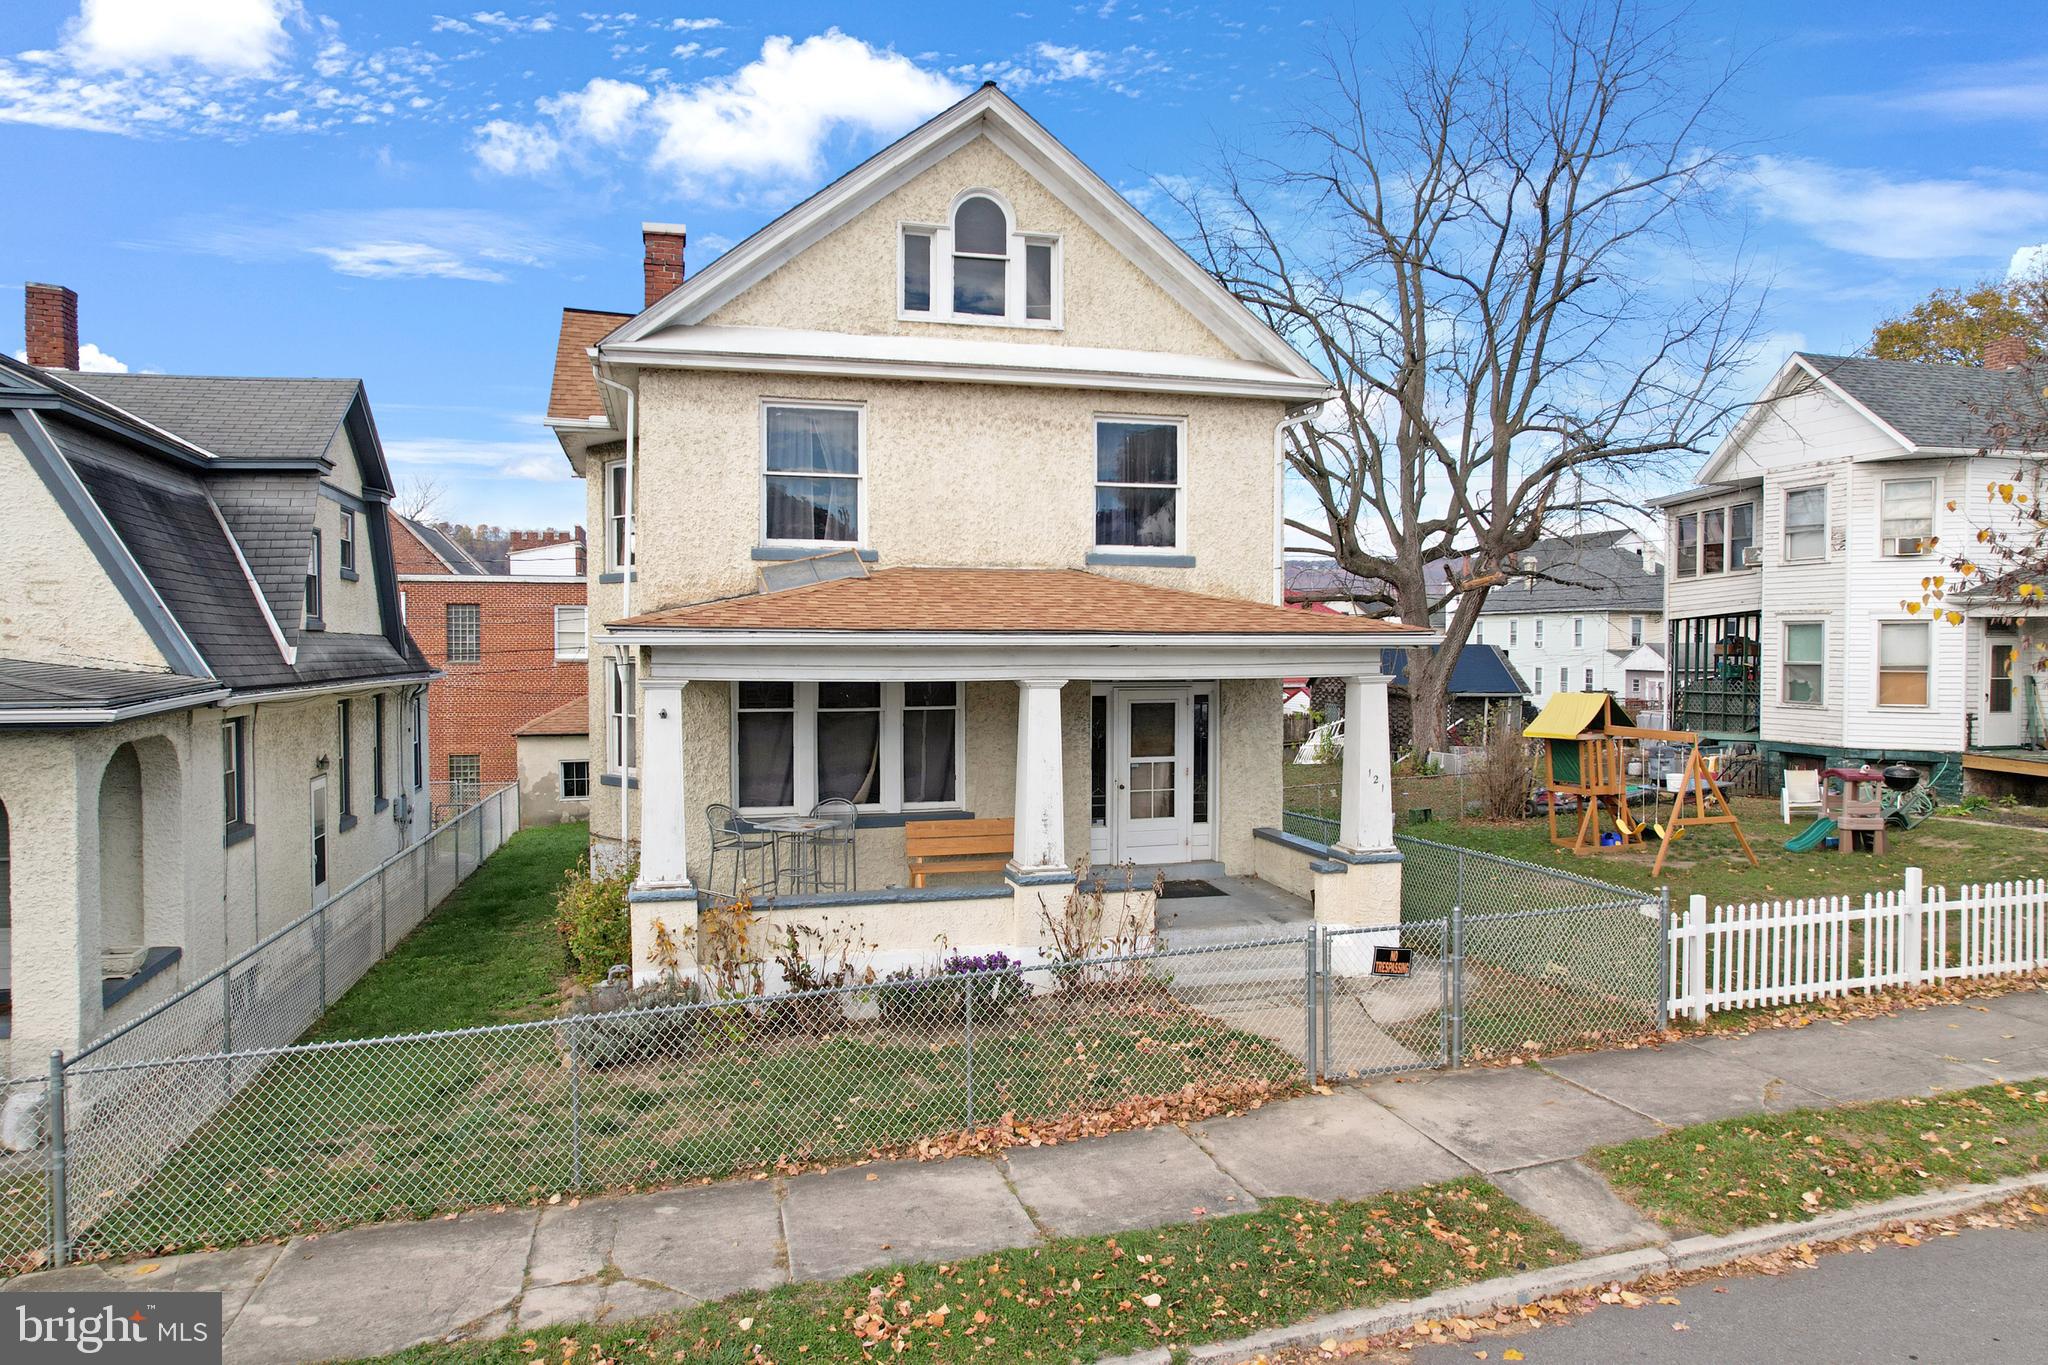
[{"x1": 11, "y1": 991, "x2": 2048, "y2": 1364}]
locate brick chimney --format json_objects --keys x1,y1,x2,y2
[
  {"x1": 1984, "y1": 335, "x2": 2029, "y2": 371},
  {"x1": 642, "y1": 222, "x2": 686, "y2": 308},
  {"x1": 24, "y1": 282, "x2": 79, "y2": 370}
]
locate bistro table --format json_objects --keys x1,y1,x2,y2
[{"x1": 746, "y1": 814, "x2": 839, "y2": 894}]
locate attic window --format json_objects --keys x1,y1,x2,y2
[
  {"x1": 899, "y1": 193, "x2": 1060, "y2": 327},
  {"x1": 952, "y1": 196, "x2": 1008, "y2": 315}
]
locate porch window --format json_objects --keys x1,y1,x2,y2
[
  {"x1": 1877, "y1": 621, "x2": 1931, "y2": 706},
  {"x1": 1701, "y1": 508, "x2": 1726, "y2": 574},
  {"x1": 1785, "y1": 486, "x2": 1827, "y2": 561},
  {"x1": 1728, "y1": 501, "x2": 1755, "y2": 569},
  {"x1": 763, "y1": 402, "x2": 862, "y2": 545},
  {"x1": 734, "y1": 682, "x2": 961, "y2": 814},
  {"x1": 1094, "y1": 418, "x2": 1184, "y2": 550},
  {"x1": 607, "y1": 658, "x2": 638, "y2": 772},
  {"x1": 1675, "y1": 512, "x2": 1698, "y2": 577},
  {"x1": 902, "y1": 682, "x2": 959, "y2": 806},
  {"x1": 1783, "y1": 622, "x2": 1824, "y2": 705},
  {"x1": 1881, "y1": 478, "x2": 1936, "y2": 556}
]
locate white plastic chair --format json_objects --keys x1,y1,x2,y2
[{"x1": 1781, "y1": 767, "x2": 1824, "y2": 825}]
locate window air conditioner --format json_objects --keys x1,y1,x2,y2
[
  {"x1": 1741, "y1": 546, "x2": 1763, "y2": 568},
  {"x1": 1893, "y1": 536, "x2": 1926, "y2": 557}
]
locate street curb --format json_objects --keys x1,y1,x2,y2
[{"x1": 1108, "y1": 1171, "x2": 2048, "y2": 1365}]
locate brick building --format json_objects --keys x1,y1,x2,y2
[{"x1": 394, "y1": 516, "x2": 587, "y2": 817}]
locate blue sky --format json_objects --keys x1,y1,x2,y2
[{"x1": 3, "y1": 0, "x2": 2046, "y2": 530}]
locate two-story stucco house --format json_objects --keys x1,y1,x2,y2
[
  {"x1": 1468, "y1": 530, "x2": 1665, "y2": 716},
  {"x1": 1653, "y1": 348, "x2": 2048, "y2": 799},
  {"x1": 544, "y1": 86, "x2": 1428, "y2": 980},
  {"x1": 0, "y1": 286, "x2": 434, "y2": 1076}
]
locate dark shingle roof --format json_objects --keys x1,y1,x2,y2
[
  {"x1": 401, "y1": 517, "x2": 487, "y2": 574},
  {"x1": 1797, "y1": 353, "x2": 2048, "y2": 452},
  {"x1": 1284, "y1": 557, "x2": 1454, "y2": 606},
  {"x1": 1479, "y1": 529, "x2": 1664, "y2": 614},
  {"x1": 1380, "y1": 644, "x2": 1528, "y2": 697},
  {"x1": 0, "y1": 659, "x2": 220, "y2": 715},
  {"x1": 63, "y1": 373, "x2": 361, "y2": 465}
]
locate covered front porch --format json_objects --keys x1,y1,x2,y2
[
  {"x1": 1961, "y1": 600, "x2": 2048, "y2": 800},
  {"x1": 606, "y1": 568, "x2": 1429, "y2": 983}
]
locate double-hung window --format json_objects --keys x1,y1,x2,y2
[
  {"x1": 372, "y1": 694, "x2": 387, "y2": 804},
  {"x1": 607, "y1": 658, "x2": 637, "y2": 773},
  {"x1": 221, "y1": 718, "x2": 247, "y2": 831},
  {"x1": 1881, "y1": 478, "x2": 1936, "y2": 556},
  {"x1": 1675, "y1": 513, "x2": 1698, "y2": 577},
  {"x1": 1728, "y1": 502, "x2": 1755, "y2": 569},
  {"x1": 339, "y1": 509, "x2": 357, "y2": 575},
  {"x1": 1534, "y1": 619, "x2": 1546, "y2": 648},
  {"x1": 1701, "y1": 508, "x2": 1727, "y2": 574},
  {"x1": 1630, "y1": 616, "x2": 1644, "y2": 647},
  {"x1": 1572, "y1": 617, "x2": 1585, "y2": 648},
  {"x1": 554, "y1": 605, "x2": 588, "y2": 661},
  {"x1": 304, "y1": 530, "x2": 324, "y2": 626},
  {"x1": 1783, "y1": 622, "x2": 1824, "y2": 705},
  {"x1": 604, "y1": 461, "x2": 634, "y2": 571},
  {"x1": 734, "y1": 682, "x2": 962, "y2": 814},
  {"x1": 1785, "y1": 486, "x2": 1827, "y2": 561},
  {"x1": 446, "y1": 603, "x2": 481, "y2": 664},
  {"x1": 763, "y1": 402, "x2": 862, "y2": 546},
  {"x1": 1878, "y1": 621, "x2": 1931, "y2": 706},
  {"x1": 410, "y1": 694, "x2": 424, "y2": 790},
  {"x1": 1094, "y1": 417, "x2": 1184, "y2": 550},
  {"x1": 337, "y1": 698, "x2": 354, "y2": 818},
  {"x1": 951, "y1": 195, "x2": 1008, "y2": 316}
]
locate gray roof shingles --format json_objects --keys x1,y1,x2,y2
[
  {"x1": 1479, "y1": 529, "x2": 1664, "y2": 614},
  {"x1": 0, "y1": 659, "x2": 219, "y2": 713},
  {"x1": 63, "y1": 373, "x2": 360, "y2": 465},
  {"x1": 1797, "y1": 353, "x2": 2048, "y2": 452}
]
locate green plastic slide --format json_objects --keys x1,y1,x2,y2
[{"x1": 1785, "y1": 816, "x2": 1837, "y2": 853}]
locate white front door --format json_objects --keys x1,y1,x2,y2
[
  {"x1": 1112, "y1": 689, "x2": 1191, "y2": 864},
  {"x1": 1981, "y1": 635, "x2": 2022, "y2": 748}
]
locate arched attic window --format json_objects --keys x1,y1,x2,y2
[
  {"x1": 951, "y1": 195, "x2": 1009, "y2": 317},
  {"x1": 900, "y1": 192, "x2": 1058, "y2": 325}
]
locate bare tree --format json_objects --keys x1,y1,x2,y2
[
  {"x1": 394, "y1": 474, "x2": 446, "y2": 522},
  {"x1": 1172, "y1": 2, "x2": 1763, "y2": 748}
]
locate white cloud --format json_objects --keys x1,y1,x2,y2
[
  {"x1": 12, "y1": 342, "x2": 129, "y2": 373},
  {"x1": 473, "y1": 117, "x2": 561, "y2": 173},
  {"x1": 537, "y1": 75, "x2": 647, "y2": 143},
  {"x1": 2012, "y1": 243, "x2": 2048, "y2": 281},
  {"x1": 383, "y1": 434, "x2": 571, "y2": 481},
  {"x1": 949, "y1": 41, "x2": 1124, "y2": 92},
  {"x1": 1031, "y1": 43, "x2": 1103, "y2": 81},
  {"x1": 1874, "y1": 57, "x2": 2048, "y2": 123},
  {"x1": 468, "y1": 11, "x2": 558, "y2": 34},
  {"x1": 1748, "y1": 156, "x2": 2048, "y2": 262},
  {"x1": 156, "y1": 208, "x2": 586, "y2": 283},
  {"x1": 669, "y1": 17, "x2": 723, "y2": 30},
  {"x1": 64, "y1": 0, "x2": 298, "y2": 75},
  {"x1": 646, "y1": 30, "x2": 964, "y2": 192}
]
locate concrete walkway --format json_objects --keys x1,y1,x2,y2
[{"x1": 10, "y1": 991, "x2": 2048, "y2": 1364}]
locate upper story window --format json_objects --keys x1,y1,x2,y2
[
  {"x1": 900, "y1": 191, "x2": 1059, "y2": 327},
  {"x1": 763, "y1": 402, "x2": 863, "y2": 545},
  {"x1": 304, "y1": 530, "x2": 324, "y2": 627},
  {"x1": 1534, "y1": 619, "x2": 1546, "y2": 647},
  {"x1": 555, "y1": 605, "x2": 588, "y2": 661},
  {"x1": 1630, "y1": 616, "x2": 1644, "y2": 647},
  {"x1": 1572, "y1": 617, "x2": 1585, "y2": 648},
  {"x1": 604, "y1": 461, "x2": 634, "y2": 572},
  {"x1": 1673, "y1": 498, "x2": 1755, "y2": 577},
  {"x1": 446, "y1": 602, "x2": 481, "y2": 664},
  {"x1": 339, "y1": 509, "x2": 357, "y2": 576},
  {"x1": 1880, "y1": 477, "x2": 1937, "y2": 556},
  {"x1": 337, "y1": 698, "x2": 354, "y2": 818},
  {"x1": 221, "y1": 718, "x2": 246, "y2": 831},
  {"x1": 1094, "y1": 417, "x2": 1184, "y2": 551},
  {"x1": 1784, "y1": 486, "x2": 1827, "y2": 562}
]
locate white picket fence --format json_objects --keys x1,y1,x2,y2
[{"x1": 1668, "y1": 868, "x2": 2048, "y2": 1020}]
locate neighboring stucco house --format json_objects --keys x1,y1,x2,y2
[
  {"x1": 1653, "y1": 348, "x2": 2048, "y2": 798},
  {"x1": 0, "y1": 286, "x2": 433, "y2": 1073},
  {"x1": 544, "y1": 85, "x2": 1428, "y2": 981},
  {"x1": 392, "y1": 515, "x2": 587, "y2": 823},
  {"x1": 1468, "y1": 530, "x2": 1664, "y2": 711},
  {"x1": 514, "y1": 697, "x2": 593, "y2": 826}
]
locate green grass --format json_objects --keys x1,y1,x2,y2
[
  {"x1": 1591, "y1": 1081, "x2": 2048, "y2": 1236},
  {"x1": 304, "y1": 821, "x2": 588, "y2": 1041},
  {"x1": 371, "y1": 1178, "x2": 1572, "y2": 1364},
  {"x1": 69, "y1": 997, "x2": 1305, "y2": 1261}
]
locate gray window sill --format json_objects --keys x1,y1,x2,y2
[
  {"x1": 752, "y1": 545, "x2": 878, "y2": 562},
  {"x1": 223, "y1": 820, "x2": 256, "y2": 848},
  {"x1": 340, "y1": 567, "x2": 360, "y2": 582},
  {"x1": 599, "y1": 773, "x2": 639, "y2": 789},
  {"x1": 597, "y1": 571, "x2": 638, "y2": 584},
  {"x1": 1086, "y1": 551, "x2": 1195, "y2": 568},
  {"x1": 374, "y1": 796, "x2": 389, "y2": 813},
  {"x1": 104, "y1": 946, "x2": 181, "y2": 1009},
  {"x1": 303, "y1": 616, "x2": 325, "y2": 632},
  {"x1": 338, "y1": 812, "x2": 359, "y2": 833}
]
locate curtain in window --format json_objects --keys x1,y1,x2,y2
[
  {"x1": 816, "y1": 682, "x2": 881, "y2": 804},
  {"x1": 1095, "y1": 422, "x2": 1179, "y2": 548},
  {"x1": 765, "y1": 407, "x2": 859, "y2": 542},
  {"x1": 737, "y1": 682, "x2": 795, "y2": 808},
  {"x1": 902, "y1": 682, "x2": 957, "y2": 804}
]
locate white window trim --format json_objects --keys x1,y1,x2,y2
[
  {"x1": 1673, "y1": 498, "x2": 1758, "y2": 577},
  {"x1": 1572, "y1": 617, "x2": 1584, "y2": 648},
  {"x1": 760, "y1": 399, "x2": 868, "y2": 550},
  {"x1": 1783, "y1": 484, "x2": 1829, "y2": 563},
  {"x1": 895, "y1": 189, "x2": 1064, "y2": 330},
  {"x1": 560, "y1": 759, "x2": 591, "y2": 801},
  {"x1": 1781, "y1": 619, "x2": 1827, "y2": 708},
  {"x1": 1535, "y1": 619, "x2": 1546, "y2": 647},
  {"x1": 305, "y1": 529, "x2": 324, "y2": 623},
  {"x1": 603, "y1": 460, "x2": 634, "y2": 572},
  {"x1": 1879, "y1": 476, "x2": 1938, "y2": 557},
  {"x1": 730, "y1": 681, "x2": 965, "y2": 817},
  {"x1": 1092, "y1": 413, "x2": 1189, "y2": 554},
  {"x1": 607, "y1": 657, "x2": 638, "y2": 775},
  {"x1": 1875, "y1": 619, "x2": 1933, "y2": 709},
  {"x1": 554, "y1": 604, "x2": 589, "y2": 661}
]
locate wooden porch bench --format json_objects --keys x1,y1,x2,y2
[{"x1": 905, "y1": 817, "x2": 1014, "y2": 889}]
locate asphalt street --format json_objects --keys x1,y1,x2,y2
[{"x1": 1405, "y1": 1219, "x2": 2048, "y2": 1364}]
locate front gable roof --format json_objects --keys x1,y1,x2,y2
[{"x1": 604, "y1": 84, "x2": 1325, "y2": 390}]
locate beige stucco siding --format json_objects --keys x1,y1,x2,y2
[
  {"x1": 705, "y1": 134, "x2": 1239, "y2": 362},
  {"x1": 0, "y1": 428, "x2": 169, "y2": 674},
  {"x1": 518, "y1": 732, "x2": 592, "y2": 827},
  {"x1": 632, "y1": 369, "x2": 1286, "y2": 609},
  {"x1": 310, "y1": 490, "x2": 383, "y2": 634}
]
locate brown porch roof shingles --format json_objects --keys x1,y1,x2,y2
[
  {"x1": 514, "y1": 697, "x2": 591, "y2": 736},
  {"x1": 610, "y1": 567, "x2": 1430, "y2": 636}
]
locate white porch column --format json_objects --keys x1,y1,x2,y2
[
  {"x1": 635, "y1": 679, "x2": 691, "y2": 888},
  {"x1": 1337, "y1": 673, "x2": 1396, "y2": 854},
  {"x1": 1008, "y1": 677, "x2": 1070, "y2": 876}
]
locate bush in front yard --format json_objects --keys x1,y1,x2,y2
[{"x1": 555, "y1": 854, "x2": 636, "y2": 982}]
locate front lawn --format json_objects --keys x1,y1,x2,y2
[
  {"x1": 305, "y1": 821, "x2": 588, "y2": 1041},
  {"x1": 1592, "y1": 1080, "x2": 2048, "y2": 1235},
  {"x1": 374, "y1": 1179, "x2": 1573, "y2": 1365}
]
